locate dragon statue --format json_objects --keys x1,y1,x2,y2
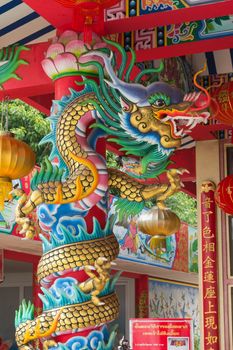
[{"x1": 13, "y1": 32, "x2": 210, "y2": 350}]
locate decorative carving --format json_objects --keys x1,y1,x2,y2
[
  {"x1": 137, "y1": 290, "x2": 148, "y2": 318},
  {"x1": 201, "y1": 181, "x2": 216, "y2": 193},
  {"x1": 14, "y1": 32, "x2": 210, "y2": 349},
  {"x1": 0, "y1": 45, "x2": 29, "y2": 87},
  {"x1": 79, "y1": 257, "x2": 116, "y2": 306}
]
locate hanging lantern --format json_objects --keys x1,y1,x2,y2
[
  {"x1": 137, "y1": 206, "x2": 181, "y2": 237},
  {"x1": 215, "y1": 175, "x2": 233, "y2": 215},
  {"x1": 55, "y1": 0, "x2": 118, "y2": 8},
  {"x1": 210, "y1": 81, "x2": 233, "y2": 125},
  {"x1": 149, "y1": 235, "x2": 167, "y2": 254},
  {"x1": 54, "y1": 0, "x2": 119, "y2": 42},
  {"x1": 0, "y1": 132, "x2": 36, "y2": 210}
]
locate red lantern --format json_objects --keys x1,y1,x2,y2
[
  {"x1": 55, "y1": 0, "x2": 118, "y2": 42},
  {"x1": 55, "y1": 0, "x2": 118, "y2": 9},
  {"x1": 210, "y1": 81, "x2": 233, "y2": 125},
  {"x1": 215, "y1": 175, "x2": 233, "y2": 214}
]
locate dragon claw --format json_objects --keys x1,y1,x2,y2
[{"x1": 177, "y1": 168, "x2": 189, "y2": 175}]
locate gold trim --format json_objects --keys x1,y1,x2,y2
[{"x1": 201, "y1": 180, "x2": 216, "y2": 193}]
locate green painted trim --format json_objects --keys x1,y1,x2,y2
[{"x1": 52, "y1": 71, "x2": 99, "y2": 81}]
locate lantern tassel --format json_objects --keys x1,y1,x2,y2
[{"x1": 84, "y1": 16, "x2": 93, "y2": 44}]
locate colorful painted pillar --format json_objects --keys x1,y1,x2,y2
[
  {"x1": 13, "y1": 30, "x2": 212, "y2": 350},
  {"x1": 14, "y1": 31, "x2": 120, "y2": 350}
]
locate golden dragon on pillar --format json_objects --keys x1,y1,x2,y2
[{"x1": 13, "y1": 32, "x2": 210, "y2": 349}]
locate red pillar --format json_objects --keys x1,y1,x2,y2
[{"x1": 135, "y1": 275, "x2": 149, "y2": 318}]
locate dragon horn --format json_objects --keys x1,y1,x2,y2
[
  {"x1": 82, "y1": 51, "x2": 148, "y2": 104},
  {"x1": 83, "y1": 51, "x2": 119, "y2": 85}
]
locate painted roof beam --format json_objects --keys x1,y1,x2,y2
[
  {"x1": 1, "y1": 36, "x2": 232, "y2": 102},
  {"x1": 22, "y1": 0, "x2": 233, "y2": 33},
  {"x1": 105, "y1": 1, "x2": 233, "y2": 34},
  {"x1": 20, "y1": 94, "x2": 54, "y2": 116},
  {"x1": 136, "y1": 36, "x2": 233, "y2": 61}
]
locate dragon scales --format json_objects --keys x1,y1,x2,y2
[{"x1": 13, "y1": 31, "x2": 210, "y2": 350}]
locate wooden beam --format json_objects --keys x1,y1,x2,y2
[
  {"x1": 1, "y1": 36, "x2": 232, "y2": 100},
  {"x1": 0, "y1": 235, "x2": 42, "y2": 256},
  {"x1": 115, "y1": 258, "x2": 198, "y2": 285},
  {"x1": 22, "y1": 0, "x2": 232, "y2": 35},
  {"x1": 136, "y1": 36, "x2": 233, "y2": 62},
  {"x1": 21, "y1": 94, "x2": 54, "y2": 116},
  {"x1": 105, "y1": 1, "x2": 233, "y2": 34},
  {"x1": 22, "y1": 0, "x2": 72, "y2": 31}
]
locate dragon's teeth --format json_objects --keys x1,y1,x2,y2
[
  {"x1": 186, "y1": 119, "x2": 194, "y2": 127},
  {"x1": 176, "y1": 129, "x2": 183, "y2": 136},
  {"x1": 189, "y1": 120, "x2": 199, "y2": 129}
]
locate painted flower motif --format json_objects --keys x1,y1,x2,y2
[{"x1": 42, "y1": 30, "x2": 106, "y2": 80}]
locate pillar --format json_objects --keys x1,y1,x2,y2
[{"x1": 196, "y1": 140, "x2": 224, "y2": 349}]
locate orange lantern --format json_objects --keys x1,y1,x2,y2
[
  {"x1": 137, "y1": 206, "x2": 180, "y2": 253},
  {"x1": 137, "y1": 206, "x2": 181, "y2": 237},
  {"x1": 0, "y1": 132, "x2": 36, "y2": 210},
  {"x1": 215, "y1": 175, "x2": 233, "y2": 215},
  {"x1": 210, "y1": 81, "x2": 233, "y2": 125}
]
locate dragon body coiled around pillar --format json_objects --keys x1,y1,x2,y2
[{"x1": 14, "y1": 36, "x2": 210, "y2": 350}]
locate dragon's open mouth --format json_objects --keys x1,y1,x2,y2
[
  {"x1": 161, "y1": 112, "x2": 209, "y2": 138},
  {"x1": 158, "y1": 90, "x2": 210, "y2": 138}
]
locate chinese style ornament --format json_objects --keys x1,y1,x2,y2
[
  {"x1": 54, "y1": 0, "x2": 118, "y2": 41},
  {"x1": 215, "y1": 175, "x2": 233, "y2": 215},
  {"x1": 210, "y1": 81, "x2": 233, "y2": 125},
  {"x1": 0, "y1": 132, "x2": 35, "y2": 210},
  {"x1": 137, "y1": 206, "x2": 181, "y2": 237},
  {"x1": 14, "y1": 33, "x2": 211, "y2": 350}
]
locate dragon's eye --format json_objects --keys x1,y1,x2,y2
[
  {"x1": 154, "y1": 99, "x2": 166, "y2": 107},
  {"x1": 148, "y1": 93, "x2": 170, "y2": 107}
]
